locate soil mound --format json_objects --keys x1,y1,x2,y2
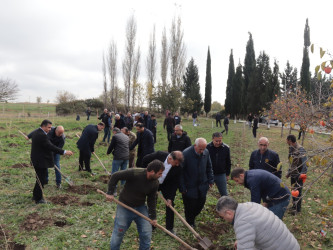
[
  {"x1": 48, "y1": 194, "x2": 80, "y2": 205},
  {"x1": 11, "y1": 163, "x2": 30, "y2": 168},
  {"x1": 67, "y1": 184, "x2": 97, "y2": 195},
  {"x1": 99, "y1": 175, "x2": 110, "y2": 184},
  {"x1": 21, "y1": 212, "x2": 53, "y2": 231},
  {"x1": 8, "y1": 143, "x2": 18, "y2": 148}
]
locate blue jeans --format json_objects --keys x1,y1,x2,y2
[
  {"x1": 193, "y1": 118, "x2": 196, "y2": 125},
  {"x1": 103, "y1": 127, "x2": 111, "y2": 143},
  {"x1": 112, "y1": 160, "x2": 129, "y2": 186},
  {"x1": 269, "y1": 196, "x2": 290, "y2": 220},
  {"x1": 110, "y1": 204, "x2": 152, "y2": 250},
  {"x1": 214, "y1": 174, "x2": 228, "y2": 196},
  {"x1": 45, "y1": 154, "x2": 61, "y2": 184},
  {"x1": 54, "y1": 154, "x2": 61, "y2": 184}
]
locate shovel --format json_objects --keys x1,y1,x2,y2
[
  {"x1": 53, "y1": 165, "x2": 74, "y2": 186},
  {"x1": 97, "y1": 189, "x2": 197, "y2": 250},
  {"x1": 158, "y1": 192, "x2": 212, "y2": 249}
]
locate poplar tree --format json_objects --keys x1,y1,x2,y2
[
  {"x1": 300, "y1": 18, "x2": 311, "y2": 94},
  {"x1": 204, "y1": 47, "x2": 212, "y2": 116}
]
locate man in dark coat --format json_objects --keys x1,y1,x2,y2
[
  {"x1": 168, "y1": 124, "x2": 191, "y2": 152},
  {"x1": 206, "y1": 132, "x2": 231, "y2": 196},
  {"x1": 143, "y1": 111, "x2": 153, "y2": 130},
  {"x1": 252, "y1": 114, "x2": 259, "y2": 138},
  {"x1": 222, "y1": 114, "x2": 230, "y2": 135},
  {"x1": 114, "y1": 114, "x2": 126, "y2": 130},
  {"x1": 124, "y1": 112, "x2": 134, "y2": 131},
  {"x1": 130, "y1": 123, "x2": 155, "y2": 168},
  {"x1": 215, "y1": 112, "x2": 222, "y2": 127},
  {"x1": 249, "y1": 137, "x2": 281, "y2": 178},
  {"x1": 164, "y1": 113, "x2": 175, "y2": 141},
  {"x1": 180, "y1": 138, "x2": 214, "y2": 226},
  {"x1": 77, "y1": 122, "x2": 105, "y2": 173},
  {"x1": 231, "y1": 168, "x2": 290, "y2": 220},
  {"x1": 30, "y1": 120, "x2": 73, "y2": 204},
  {"x1": 142, "y1": 151, "x2": 184, "y2": 233},
  {"x1": 173, "y1": 112, "x2": 182, "y2": 125}
]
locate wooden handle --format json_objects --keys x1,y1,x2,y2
[
  {"x1": 18, "y1": 130, "x2": 28, "y2": 140},
  {"x1": 92, "y1": 152, "x2": 110, "y2": 175},
  {"x1": 157, "y1": 192, "x2": 201, "y2": 239},
  {"x1": 54, "y1": 165, "x2": 74, "y2": 186},
  {"x1": 97, "y1": 189, "x2": 196, "y2": 250}
]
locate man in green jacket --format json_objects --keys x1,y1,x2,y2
[{"x1": 105, "y1": 160, "x2": 165, "y2": 250}]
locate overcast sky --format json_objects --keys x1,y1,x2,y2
[{"x1": 0, "y1": 0, "x2": 331, "y2": 104}]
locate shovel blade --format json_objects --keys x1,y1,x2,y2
[{"x1": 198, "y1": 237, "x2": 212, "y2": 249}]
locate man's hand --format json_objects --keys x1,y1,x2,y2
[
  {"x1": 262, "y1": 202, "x2": 268, "y2": 207},
  {"x1": 234, "y1": 240, "x2": 237, "y2": 249},
  {"x1": 150, "y1": 220, "x2": 157, "y2": 227},
  {"x1": 166, "y1": 199, "x2": 172, "y2": 207},
  {"x1": 105, "y1": 194, "x2": 114, "y2": 202},
  {"x1": 65, "y1": 151, "x2": 73, "y2": 156}
]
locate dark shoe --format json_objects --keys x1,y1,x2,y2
[
  {"x1": 36, "y1": 199, "x2": 47, "y2": 204},
  {"x1": 56, "y1": 183, "x2": 61, "y2": 189},
  {"x1": 168, "y1": 229, "x2": 176, "y2": 236}
]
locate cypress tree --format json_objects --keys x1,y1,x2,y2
[
  {"x1": 182, "y1": 58, "x2": 203, "y2": 113},
  {"x1": 224, "y1": 49, "x2": 235, "y2": 116},
  {"x1": 300, "y1": 18, "x2": 311, "y2": 93},
  {"x1": 231, "y1": 62, "x2": 243, "y2": 117},
  {"x1": 243, "y1": 32, "x2": 256, "y2": 115},
  {"x1": 204, "y1": 47, "x2": 212, "y2": 116}
]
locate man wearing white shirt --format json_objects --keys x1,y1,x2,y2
[{"x1": 141, "y1": 151, "x2": 183, "y2": 233}]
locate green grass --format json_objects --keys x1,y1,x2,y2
[{"x1": 0, "y1": 115, "x2": 332, "y2": 249}]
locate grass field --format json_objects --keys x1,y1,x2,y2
[{"x1": 0, "y1": 111, "x2": 332, "y2": 249}]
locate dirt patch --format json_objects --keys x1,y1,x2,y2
[
  {"x1": 6, "y1": 242, "x2": 26, "y2": 250},
  {"x1": 54, "y1": 221, "x2": 67, "y2": 227},
  {"x1": 48, "y1": 194, "x2": 80, "y2": 205},
  {"x1": 0, "y1": 126, "x2": 5, "y2": 130},
  {"x1": 21, "y1": 212, "x2": 53, "y2": 231},
  {"x1": 11, "y1": 163, "x2": 30, "y2": 168},
  {"x1": 66, "y1": 135, "x2": 73, "y2": 139},
  {"x1": 8, "y1": 143, "x2": 18, "y2": 148},
  {"x1": 9, "y1": 134, "x2": 18, "y2": 138},
  {"x1": 80, "y1": 201, "x2": 94, "y2": 206},
  {"x1": 99, "y1": 175, "x2": 110, "y2": 184},
  {"x1": 67, "y1": 184, "x2": 98, "y2": 195},
  {"x1": 71, "y1": 127, "x2": 82, "y2": 131}
]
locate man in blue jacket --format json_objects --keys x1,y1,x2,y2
[
  {"x1": 231, "y1": 168, "x2": 290, "y2": 220},
  {"x1": 180, "y1": 138, "x2": 214, "y2": 227},
  {"x1": 130, "y1": 123, "x2": 155, "y2": 168},
  {"x1": 206, "y1": 132, "x2": 231, "y2": 196},
  {"x1": 77, "y1": 122, "x2": 105, "y2": 174},
  {"x1": 249, "y1": 137, "x2": 281, "y2": 178}
]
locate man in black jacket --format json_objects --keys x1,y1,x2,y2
[
  {"x1": 164, "y1": 113, "x2": 176, "y2": 141},
  {"x1": 130, "y1": 123, "x2": 155, "y2": 168},
  {"x1": 215, "y1": 112, "x2": 222, "y2": 127},
  {"x1": 30, "y1": 120, "x2": 73, "y2": 204},
  {"x1": 77, "y1": 122, "x2": 105, "y2": 173},
  {"x1": 142, "y1": 151, "x2": 184, "y2": 233},
  {"x1": 168, "y1": 125, "x2": 191, "y2": 152},
  {"x1": 222, "y1": 114, "x2": 230, "y2": 135},
  {"x1": 206, "y1": 132, "x2": 231, "y2": 196}
]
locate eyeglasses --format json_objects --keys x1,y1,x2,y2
[{"x1": 259, "y1": 144, "x2": 268, "y2": 146}]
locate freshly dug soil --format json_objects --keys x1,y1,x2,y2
[
  {"x1": 67, "y1": 184, "x2": 98, "y2": 195},
  {"x1": 21, "y1": 212, "x2": 53, "y2": 231},
  {"x1": 11, "y1": 163, "x2": 30, "y2": 168},
  {"x1": 48, "y1": 194, "x2": 80, "y2": 206}
]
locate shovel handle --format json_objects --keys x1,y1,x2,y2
[
  {"x1": 97, "y1": 189, "x2": 196, "y2": 250},
  {"x1": 18, "y1": 130, "x2": 29, "y2": 140},
  {"x1": 157, "y1": 192, "x2": 201, "y2": 240},
  {"x1": 93, "y1": 152, "x2": 111, "y2": 175}
]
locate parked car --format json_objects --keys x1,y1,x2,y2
[{"x1": 260, "y1": 116, "x2": 279, "y2": 126}]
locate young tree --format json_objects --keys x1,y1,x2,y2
[
  {"x1": 243, "y1": 32, "x2": 256, "y2": 115},
  {"x1": 55, "y1": 90, "x2": 76, "y2": 104},
  {"x1": 225, "y1": 49, "x2": 234, "y2": 116},
  {"x1": 123, "y1": 15, "x2": 137, "y2": 111},
  {"x1": 0, "y1": 78, "x2": 19, "y2": 102},
  {"x1": 300, "y1": 18, "x2": 311, "y2": 94},
  {"x1": 107, "y1": 40, "x2": 118, "y2": 111},
  {"x1": 132, "y1": 47, "x2": 141, "y2": 109},
  {"x1": 169, "y1": 16, "x2": 186, "y2": 88},
  {"x1": 146, "y1": 26, "x2": 157, "y2": 110},
  {"x1": 182, "y1": 58, "x2": 202, "y2": 113},
  {"x1": 204, "y1": 47, "x2": 212, "y2": 116},
  {"x1": 160, "y1": 27, "x2": 169, "y2": 92},
  {"x1": 231, "y1": 62, "x2": 243, "y2": 117}
]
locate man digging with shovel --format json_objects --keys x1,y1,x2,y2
[{"x1": 104, "y1": 160, "x2": 164, "y2": 250}]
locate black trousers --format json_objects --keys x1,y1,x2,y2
[
  {"x1": 216, "y1": 120, "x2": 221, "y2": 127},
  {"x1": 161, "y1": 191, "x2": 175, "y2": 230},
  {"x1": 152, "y1": 128, "x2": 157, "y2": 143},
  {"x1": 224, "y1": 124, "x2": 229, "y2": 135},
  {"x1": 182, "y1": 195, "x2": 206, "y2": 226},
  {"x1": 167, "y1": 129, "x2": 173, "y2": 141},
  {"x1": 252, "y1": 127, "x2": 257, "y2": 138},
  {"x1": 291, "y1": 176, "x2": 303, "y2": 212},
  {"x1": 79, "y1": 150, "x2": 91, "y2": 172},
  {"x1": 33, "y1": 166, "x2": 48, "y2": 201}
]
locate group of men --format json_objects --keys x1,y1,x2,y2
[{"x1": 27, "y1": 114, "x2": 307, "y2": 249}]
